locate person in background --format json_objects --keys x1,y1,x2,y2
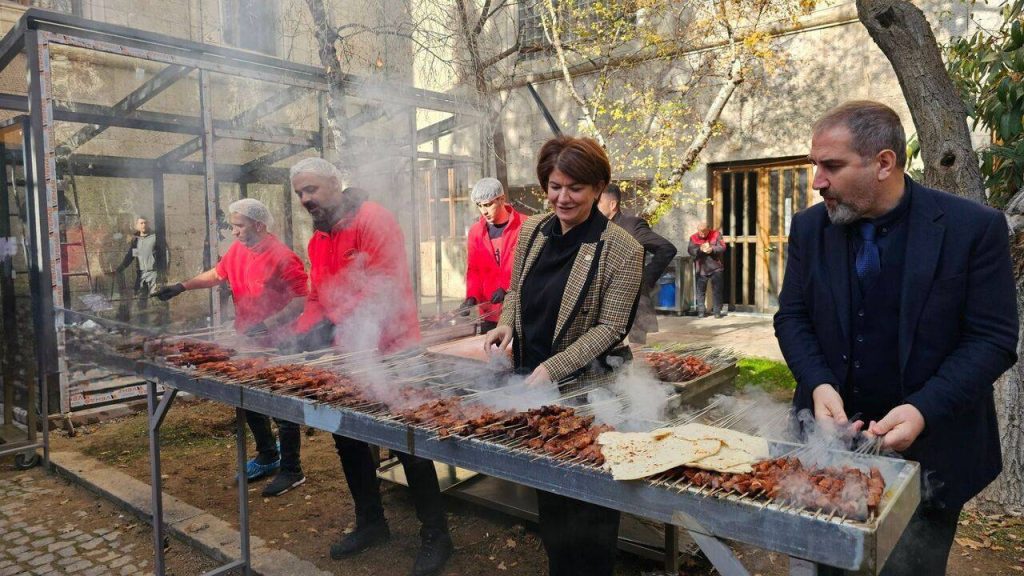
[
  {"x1": 484, "y1": 136, "x2": 643, "y2": 576},
  {"x1": 288, "y1": 157, "x2": 452, "y2": 576},
  {"x1": 687, "y1": 222, "x2": 727, "y2": 318},
  {"x1": 597, "y1": 183, "x2": 677, "y2": 344},
  {"x1": 774, "y1": 100, "x2": 1018, "y2": 575},
  {"x1": 115, "y1": 216, "x2": 167, "y2": 321},
  {"x1": 154, "y1": 199, "x2": 309, "y2": 497},
  {"x1": 460, "y1": 177, "x2": 524, "y2": 333}
]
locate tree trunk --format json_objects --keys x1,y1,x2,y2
[
  {"x1": 856, "y1": 0, "x2": 985, "y2": 203},
  {"x1": 857, "y1": 0, "x2": 1023, "y2": 510},
  {"x1": 303, "y1": 0, "x2": 351, "y2": 171}
]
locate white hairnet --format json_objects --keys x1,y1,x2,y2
[
  {"x1": 228, "y1": 198, "x2": 274, "y2": 229},
  {"x1": 290, "y1": 157, "x2": 344, "y2": 188},
  {"x1": 471, "y1": 178, "x2": 504, "y2": 204}
]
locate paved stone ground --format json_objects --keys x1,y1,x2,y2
[
  {"x1": 0, "y1": 473, "x2": 153, "y2": 576},
  {"x1": 649, "y1": 313, "x2": 783, "y2": 360},
  {"x1": 0, "y1": 465, "x2": 215, "y2": 576}
]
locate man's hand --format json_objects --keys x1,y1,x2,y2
[
  {"x1": 483, "y1": 325, "x2": 513, "y2": 353},
  {"x1": 525, "y1": 364, "x2": 552, "y2": 388},
  {"x1": 490, "y1": 287, "x2": 507, "y2": 304},
  {"x1": 867, "y1": 404, "x2": 925, "y2": 452},
  {"x1": 153, "y1": 283, "x2": 185, "y2": 301},
  {"x1": 700, "y1": 242, "x2": 712, "y2": 254},
  {"x1": 458, "y1": 297, "x2": 477, "y2": 316}
]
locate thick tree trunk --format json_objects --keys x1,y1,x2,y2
[
  {"x1": 856, "y1": 0, "x2": 985, "y2": 203},
  {"x1": 857, "y1": 0, "x2": 1023, "y2": 510}
]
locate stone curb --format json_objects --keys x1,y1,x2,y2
[{"x1": 49, "y1": 451, "x2": 332, "y2": 576}]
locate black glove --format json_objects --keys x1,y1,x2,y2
[
  {"x1": 153, "y1": 283, "x2": 185, "y2": 301},
  {"x1": 458, "y1": 297, "x2": 478, "y2": 316},
  {"x1": 294, "y1": 319, "x2": 335, "y2": 352},
  {"x1": 490, "y1": 287, "x2": 507, "y2": 305},
  {"x1": 245, "y1": 322, "x2": 269, "y2": 338}
]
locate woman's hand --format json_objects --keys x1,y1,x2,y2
[
  {"x1": 483, "y1": 324, "x2": 513, "y2": 353},
  {"x1": 524, "y1": 364, "x2": 552, "y2": 388}
]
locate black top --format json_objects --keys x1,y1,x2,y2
[
  {"x1": 611, "y1": 212, "x2": 677, "y2": 290},
  {"x1": 520, "y1": 206, "x2": 607, "y2": 371}
]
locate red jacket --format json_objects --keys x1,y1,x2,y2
[
  {"x1": 293, "y1": 201, "x2": 420, "y2": 353},
  {"x1": 466, "y1": 208, "x2": 523, "y2": 322},
  {"x1": 215, "y1": 234, "x2": 308, "y2": 331}
]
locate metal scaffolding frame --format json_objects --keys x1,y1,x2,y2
[{"x1": 0, "y1": 10, "x2": 483, "y2": 562}]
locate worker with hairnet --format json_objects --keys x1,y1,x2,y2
[
  {"x1": 154, "y1": 198, "x2": 310, "y2": 497},
  {"x1": 460, "y1": 177, "x2": 524, "y2": 333}
]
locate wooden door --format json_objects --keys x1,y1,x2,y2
[{"x1": 712, "y1": 161, "x2": 818, "y2": 312}]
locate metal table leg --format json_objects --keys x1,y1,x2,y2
[
  {"x1": 235, "y1": 407, "x2": 252, "y2": 576},
  {"x1": 148, "y1": 384, "x2": 252, "y2": 576},
  {"x1": 664, "y1": 524, "x2": 679, "y2": 573},
  {"x1": 687, "y1": 531, "x2": 750, "y2": 576}
]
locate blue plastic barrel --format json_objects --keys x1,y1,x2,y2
[{"x1": 657, "y1": 276, "x2": 676, "y2": 308}]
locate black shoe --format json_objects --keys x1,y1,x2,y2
[
  {"x1": 261, "y1": 470, "x2": 305, "y2": 497},
  {"x1": 696, "y1": 310, "x2": 707, "y2": 318},
  {"x1": 410, "y1": 531, "x2": 453, "y2": 576},
  {"x1": 330, "y1": 521, "x2": 390, "y2": 559}
]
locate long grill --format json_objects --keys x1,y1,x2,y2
[{"x1": 64, "y1": 315, "x2": 919, "y2": 574}]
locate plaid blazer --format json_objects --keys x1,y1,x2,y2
[{"x1": 499, "y1": 212, "x2": 644, "y2": 389}]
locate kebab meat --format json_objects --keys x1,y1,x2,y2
[{"x1": 644, "y1": 352, "x2": 713, "y2": 382}]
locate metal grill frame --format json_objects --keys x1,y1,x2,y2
[{"x1": 92, "y1": 349, "x2": 921, "y2": 575}]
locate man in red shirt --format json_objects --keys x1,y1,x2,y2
[
  {"x1": 289, "y1": 158, "x2": 451, "y2": 576},
  {"x1": 459, "y1": 178, "x2": 523, "y2": 333},
  {"x1": 155, "y1": 198, "x2": 309, "y2": 496}
]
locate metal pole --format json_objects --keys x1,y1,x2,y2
[
  {"x1": 235, "y1": 408, "x2": 251, "y2": 575},
  {"x1": 663, "y1": 524, "x2": 679, "y2": 573},
  {"x1": 198, "y1": 69, "x2": 220, "y2": 326},
  {"x1": 147, "y1": 381, "x2": 166, "y2": 576}
]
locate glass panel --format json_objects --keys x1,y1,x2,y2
[
  {"x1": 746, "y1": 172, "x2": 757, "y2": 236},
  {"x1": 720, "y1": 173, "x2": 732, "y2": 235},
  {"x1": 733, "y1": 172, "x2": 745, "y2": 237},
  {"x1": 769, "y1": 170, "x2": 780, "y2": 236},
  {"x1": 797, "y1": 168, "x2": 809, "y2": 210}
]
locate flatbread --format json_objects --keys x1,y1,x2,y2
[
  {"x1": 670, "y1": 423, "x2": 770, "y2": 474},
  {"x1": 598, "y1": 424, "x2": 771, "y2": 480},
  {"x1": 598, "y1": 430, "x2": 722, "y2": 481}
]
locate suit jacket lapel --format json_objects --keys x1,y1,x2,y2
[
  {"x1": 553, "y1": 242, "x2": 599, "y2": 341},
  {"x1": 824, "y1": 223, "x2": 851, "y2": 343},
  {"x1": 899, "y1": 185, "x2": 945, "y2": 373}
]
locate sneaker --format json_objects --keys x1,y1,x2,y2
[
  {"x1": 261, "y1": 470, "x2": 305, "y2": 497},
  {"x1": 410, "y1": 531, "x2": 453, "y2": 576},
  {"x1": 244, "y1": 456, "x2": 280, "y2": 482},
  {"x1": 330, "y1": 520, "x2": 391, "y2": 559},
  {"x1": 715, "y1": 310, "x2": 728, "y2": 318}
]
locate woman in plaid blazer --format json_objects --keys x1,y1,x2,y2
[{"x1": 484, "y1": 136, "x2": 644, "y2": 576}]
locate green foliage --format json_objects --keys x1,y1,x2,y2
[
  {"x1": 735, "y1": 357, "x2": 796, "y2": 392},
  {"x1": 946, "y1": 0, "x2": 1024, "y2": 208}
]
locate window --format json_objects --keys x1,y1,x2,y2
[
  {"x1": 518, "y1": 0, "x2": 637, "y2": 56},
  {"x1": 221, "y1": 0, "x2": 277, "y2": 56}
]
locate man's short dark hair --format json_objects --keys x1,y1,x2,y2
[
  {"x1": 603, "y1": 183, "x2": 622, "y2": 204},
  {"x1": 813, "y1": 100, "x2": 907, "y2": 168}
]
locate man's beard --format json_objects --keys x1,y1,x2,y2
[{"x1": 826, "y1": 201, "x2": 861, "y2": 225}]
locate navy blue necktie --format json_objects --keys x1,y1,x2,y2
[{"x1": 856, "y1": 221, "x2": 880, "y2": 284}]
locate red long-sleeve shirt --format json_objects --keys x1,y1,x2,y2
[
  {"x1": 465, "y1": 208, "x2": 523, "y2": 322},
  {"x1": 293, "y1": 201, "x2": 420, "y2": 353},
  {"x1": 215, "y1": 234, "x2": 308, "y2": 331}
]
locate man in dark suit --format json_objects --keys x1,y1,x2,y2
[
  {"x1": 598, "y1": 183, "x2": 677, "y2": 344},
  {"x1": 774, "y1": 100, "x2": 1018, "y2": 575}
]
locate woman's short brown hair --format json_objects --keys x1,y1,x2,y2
[{"x1": 536, "y1": 136, "x2": 611, "y2": 190}]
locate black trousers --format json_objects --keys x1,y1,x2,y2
[
  {"x1": 245, "y1": 411, "x2": 301, "y2": 472},
  {"x1": 695, "y1": 270, "x2": 724, "y2": 314},
  {"x1": 816, "y1": 501, "x2": 962, "y2": 575},
  {"x1": 536, "y1": 490, "x2": 620, "y2": 576},
  {"x1": 332, "y1": 434, "x2": 447, "y2": 535}
]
